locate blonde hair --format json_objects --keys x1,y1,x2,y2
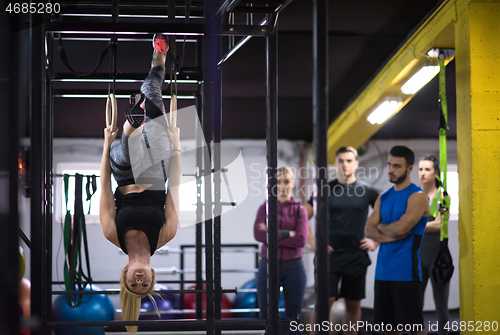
[
  {"x1": 277, "y1": 167, "x2": 295, "y2": 180},
  {"x1": 120, "y1": 264, "x2": 157, "y2": 334}
]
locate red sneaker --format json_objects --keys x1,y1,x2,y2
[{"x1": 153, "y1": 33, "x2": 169, "y2": 54}]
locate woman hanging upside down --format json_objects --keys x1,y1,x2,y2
[{"x1": 99, "y1": 33, "x2": 180, "y2": 334}]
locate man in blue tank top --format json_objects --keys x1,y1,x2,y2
[{"x1": 365, "y1": 146, "x2": 429, "y2": 335}]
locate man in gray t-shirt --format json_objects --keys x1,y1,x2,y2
[{"x1": 306, "y1": 146, "x2": 379, "y2": 335}]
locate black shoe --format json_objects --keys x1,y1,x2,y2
[{"x1": 125, "y1": 92, "x2": 146, "y2": 128}]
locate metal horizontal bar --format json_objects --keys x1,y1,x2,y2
[
  {"x1": 53, "y1": 94, "x2": 196, "y2": 99},
  {"x1": 56, "y1": 36, "x2": 199, "y2": 42},
  {"x1": 48, "y1": 318, "x2": 268, "y2": 330},
  {"x1": 155, "y1": 268, "x2": 258, "y2": 274},
  {"x1": 53, "y1": 78, "x2": 200, "y2": 84},
  {"x1": 138, "y1": 308, "x2": 265, "y2": 315},
  {"x1": 222, "y1": 25, "x2": 270, "y2": 36},
  {"x1": 155, "y1": 248, "x2": 258, "y2": 254},
  {"x1": 137, "y1": 307, "x2": 285, "y2": 315},
  {"x1": 52, "y1": 279, "x2": 198, "y2": 285},
  {"x1": 45, "y1": 22, "x2": 205, "y2": 35},
  {"x1": 59, "y1": 14, "x2": 204, "y2": 20},
  {"x1": 232, "y1": 7, "x2": 276, "y2": 13},
  {"x1": 52, "y1": 68, "x2": 203, "y2": 81},
  {"x1": 52, "y1": 288, "x2": 237, "y2": 295},
  {"x1": 200, "y1": 168, "x2": 229, "y2": 173},
  {"x1": 180, "y1": 243, "x2": 259, "y2": 249}
]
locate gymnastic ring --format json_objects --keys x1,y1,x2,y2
[{"x1": 106, "y1": 93, "x2": 117, "y2": 131}]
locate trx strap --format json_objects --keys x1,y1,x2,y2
[
  {"x1": 432, "y1": 57, "x2": 454, "y2": 285},
  {"x1": 429, "y1": 190, "x2": 439, "y2": 218},
  {"x1": 168, "y1": 0, "x2": 179, "y2": 130},
  {"x1": 75, "y1": 174, "x2": 93, "y2": 286},
  {"x1": 58, "y1": 1, "x2": 119, "y2": 78},
  {"x1": 63, "y1": 174, "x2": 94, "y2": 307},
  {"x1": 106, "y1": 1, "x2": 119, "y2": 130},
  {"x1": 58, "y1": 35, "x2": 114, "y2": 77},
  {"x1": 85, "y1": 175, "x2": 97, "y2": 214}
]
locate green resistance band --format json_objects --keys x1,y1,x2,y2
[
  {"x1": 438, "y1": 57, "x2": 451, "y2": 242},
  {"x1": 429, "y1": 190, "x2": 440, "y2": 218},
  {"x1": 63, "y1": 175, "x2": 84, "y2": 308}
]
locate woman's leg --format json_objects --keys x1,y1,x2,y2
[
  {"x1": 430, "y1": 268, "x2": 450, "y2": 335},
  {"x1": 256, "y1": 263, "x2": 268, "y2": 319},
  {"x1": 129, "y1": 36, "x2": 172, "y2": 188},
  {"x1": 141, "y1": 52, "x2": 167, "y2": 121},
  {"x1": 282, "y1": 266, "x2": 307, "y2": 335}
]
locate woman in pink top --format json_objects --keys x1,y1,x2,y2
[{"x1": 253, "y1": 167, "x2": 309, "y2": 335}]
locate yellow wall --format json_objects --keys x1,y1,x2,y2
[{"x1": 456, "y1": 0, "x2": 500, "y2": 329}]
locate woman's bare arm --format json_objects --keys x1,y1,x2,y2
[{"x1": 99, "y1": 126, "x2": 120, "y2": 247}]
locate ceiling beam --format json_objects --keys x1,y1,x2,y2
[{"x1": 326, "y1": 0, "x2": 457, "y2": 164}]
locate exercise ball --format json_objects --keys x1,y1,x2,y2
[
  {"x1": 233, "y1": 278, "x2": 258, "y2": 318},
  {"x1": 232, "y1": 278, "x2": 285, "y2": 318},
  {"x1": 19, "y1": 247, "x2": 26, "y2": 282},
  {"x1": 19, "y1": 277, "x2": 31, "y2": 335},
  {"x1": 330, "y1": 299, "x2": 345, "y2": 328},
  {"x1": 139, "y1": 284, "x2": 180, "y2": 320},
  {"x1": 300, "y1": 292, "x2": 345, "y2": 335},
  {"x1": 183, "y1": 284, "x2": 233, "y2": 319},
  {"x1": 52, "y1": 284, "x2": 114, "y2": 335},
  {"x1": 19, "y1": 278, "x2": 31, "y2": 318}
]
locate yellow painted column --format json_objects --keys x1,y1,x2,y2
[{"x1": 456, "y1": 0, "x2": 500, "y2": 330}]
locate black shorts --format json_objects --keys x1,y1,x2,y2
[
  {"x1": 373, "y1": 280, "x2": 424, "y2": 327},
  {"x1": 315, "y1": 251, "x2": 370, "y2": 300},
  {"x1": 330, "y1": 270, "x2": 366, "y2": 300}
]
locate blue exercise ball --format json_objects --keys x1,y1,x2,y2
[
  {"x1": 139, "y1": 284, "x2": 180, "y2": 320},
  {"x1": 233, "y1": 279, "x2": 285, "y2": 318},
  {"x1": 52, "y1": 284, "x2": 114, "y2": 335}
]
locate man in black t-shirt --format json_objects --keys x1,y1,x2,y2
[{"x1": 305, "y1": 146, "x2": 379, "y2": 335}]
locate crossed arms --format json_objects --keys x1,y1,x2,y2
[{"x1": 364, "y1": 192, "x2": 429, "y2": 243}]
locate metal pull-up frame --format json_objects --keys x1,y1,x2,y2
[{"x1": 26, "y1": 1, "x2": 330, "y2": 335}]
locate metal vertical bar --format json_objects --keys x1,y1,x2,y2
[
  {"x1": 213, "y1": 20, "x2": 223, "y2": 335},
  {"x1": 203, "y1": 1, "x2": 216, "y2": 333},
  {"x1": 0, "y1": 10, "x2": 20, "y2": 335},
  {"x1": 266, "y1": 32, "x2": 280, "y2": 335},
  {"x1": 313, "y1": 0, "x2": 329, "y2": 332},
  {"x1": 195, "y1": 90, "x2": 204, "y2": 320},
  {"x1": 46, "y1": 31, "x2": 55, "y2": 331},
  {"x1": 180, "y1": 245, "x2": 185, "y2": 311},
  {"x1": 254, "y1": 245, "x2": 260, "y2": 319},
  {"x1": 30, "y1": 14, "x2": 51, "y2": 335}
]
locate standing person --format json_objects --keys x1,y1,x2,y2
[
  {"x1": 254, "y1": 167, "x2": 309, "y2": 335},
  {"x1": 418, "y1": 155, "x2": 450, "y2": 335},
  {"x1": 99, "y1": 33, "x2": 181, "y2": 334},
  {"x1": 365, "y1": 146, "x2": 429, "y2": 335},
  {"x1": 305, "y1": 146, "x2": 379, "y2": 335}
]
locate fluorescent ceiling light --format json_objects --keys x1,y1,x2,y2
[
  {"x1": 400, "y1": 65, "x2": 440, "y2": 95},
  {"x1": 56, "y1": 79, "x2": 140, "y2": 83},
  {"x1": 60, "y1": 14, "x2": 204, "y2": 19},
  {"x1": 367, "y1": 100, "x2": 402, "y2": 125}
]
